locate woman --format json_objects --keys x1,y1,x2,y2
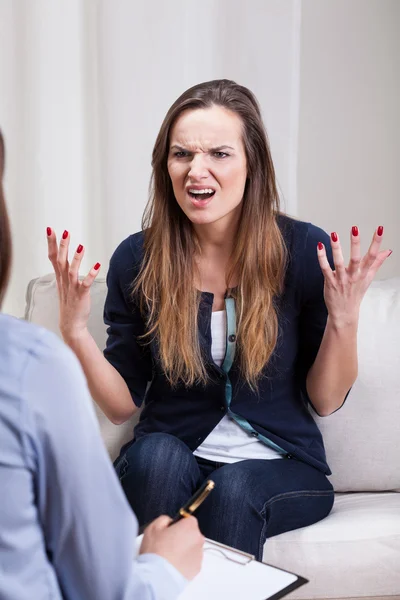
[
  {"x1": 0, "y1": 130, "x2": 204, "y2": 599},
  {"x1": 48, "y1": 79, "x2": 391, "y2": 561}
]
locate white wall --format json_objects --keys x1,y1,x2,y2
[
  {"x1": 297, "y1": 0, "x2": 400, "y2": 278},
  {"x1": 2, "y1": 0, "x2": 398, "y2": 317},
  {"x1": 0, "y1": 0, "x2": 300, "y2": 316}
]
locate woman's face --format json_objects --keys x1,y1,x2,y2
[{"x1": 167, "y1": 105, "x2": 247, "y2": 229}]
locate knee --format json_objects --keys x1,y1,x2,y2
[
  {"x1": 208, "y1": 465, "x2": 253, "y2": 509},
  {"x1": 124, "y1": 433, "x2": 192, "y2": 473}
]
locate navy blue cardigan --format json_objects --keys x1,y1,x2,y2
[{"x1": 104, "y1": 215, "x2": 340, "y2": 475}]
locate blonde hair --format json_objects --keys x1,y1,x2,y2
[{"x1": 133, "y1": 80, "x2": 287, "y2": 388}]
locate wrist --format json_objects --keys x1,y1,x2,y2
[
  {"x1": 61, "y1": 327, "x2": 91, "y2": 349},
  {"x1": 327, "y1": 314, "x2": 359, "y2": 333}
]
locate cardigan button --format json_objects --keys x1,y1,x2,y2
[
  {"x1": 228, "y1": 334, "x2": 236, "y2": 343},
  {"x1": 220, "y1": 406, "x2": 225, "y2": 411},
  {"x1": 251, "y1": 431, "x2": 258, "y2": 437}
]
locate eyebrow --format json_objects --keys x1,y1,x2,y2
[{"x1": 170, "y1": 144, "x2": 235, "y2": 152}]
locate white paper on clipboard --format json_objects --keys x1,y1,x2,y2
[
  {"x1": 178, "y1": 539, "x2": 306, "y2": 600},
  {"x1": 136, "y1": 535, "x2": 307, "y2": 600}
]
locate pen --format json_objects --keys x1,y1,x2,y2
[
  {"x1": 169, "y1": 479, "x2": 215, "y2": 525},
  {"x1": 138, "y1": 479, "x2": 215, "y2": 535}
]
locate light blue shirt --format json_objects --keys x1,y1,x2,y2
[{"x1": 0, "y1": 314, "x2": 187, "y2": 600}]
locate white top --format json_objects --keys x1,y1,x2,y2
[{"x1": 193, "y1": 310, "x2": 282, "y2": 464}]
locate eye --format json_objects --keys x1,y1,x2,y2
[
  {"x1": 213, "y1": 151, "x2": 229, "y2": 159},
  {"x1": 174, "y1": 151, "x2": 189, "y2": 158}
]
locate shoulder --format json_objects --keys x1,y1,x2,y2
[
  {"x1": 110, "y1": 232, "x2": 145, "y2": 271},
  {"x1": 0, "y1": 315, "x2": 86, "y2": 446},
  {"x1": 0, "y1": 314, "x2": 82, "y2": 382},
  {"x1": 107, "y1": 232, "x2": 145, "y2": 290},
  {"x1": 277, "y1": 213, "x2": 330, "y2": 253},
  {"x1": 276, "y1": 214, "x2": 332, "y2": 290}
]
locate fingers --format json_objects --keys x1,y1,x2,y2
[
  {"x1": 365, "y1": 249, "x2": 392, "y2": 283},
  {"x1": 146, "y1": 515, "x2": 202, "y2": 535},
  {"x1": 81, "y1": 262, "x2": 101, "y2": 292},
  {"x1": 329, "y1": 232, "x2": 346, "y2": 280},
  {"x1": 317, "y1": 226, "x2": 391, "y2": 285},
  {"x1": 360, "y1": 226, "x2": 384, "y2": 276},
  {"x1": 174, "y1": 516, "x2": 205, "y2": 549},
  {"x1": 347, "y1": 226, "x2": 362, "y2": 278},
  {"x1": 146, "y1": 515, "x2": 173, "y2": 532},
  {"x1": 46, "y1": 228, "x2": 101, "y2": 295},
  {"x1": 317, "y1": 241, "x2": 336, "y2": 286},
  {"x1": 57, "y1": 229, "x2": 71, "y2": 288},
  {"x1": 46, "y1": 227, "x2": 60, "y2": 277},
  {"x1": 69, "y1": 244, "x2": 85, "y2": 286},
  {"x1": 173, "y1": 515, "x2": 203, "y2": 536}
]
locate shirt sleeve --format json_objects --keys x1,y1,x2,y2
[
  {"x1": 22, "y1": 331, "x2": 187, "y2": 600},
  {"x1": 295, "y1": 224, "x2": 335, "y2": 413},
  {"x1": 103, "y1": 236, "x2": 152, "y2": 407}
]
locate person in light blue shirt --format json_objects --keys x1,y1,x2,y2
[{"x1": 0, "y1": 131, "x2": 204, "y2": 600}]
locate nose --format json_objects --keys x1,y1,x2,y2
[{"x1": 188, "y1": 153, "x2": 209, "y2": 180}]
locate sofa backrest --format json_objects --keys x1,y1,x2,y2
[
  {"x1": 313, "y1": 277, "x2": 400, "y2": 492},
  {"x1": 25, "y1": 274, "x2": 400, "y2": 491},
  {"x1": 24, "y1": 274, "x2": 139, "y2": 461}
]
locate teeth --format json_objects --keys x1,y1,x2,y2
[{"x1": 188, "y1": 188, "x2": 214, "y2": 195}]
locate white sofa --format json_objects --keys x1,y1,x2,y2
[{"x1": 25, "y1": 274, "x2": 400, "y2": 600}]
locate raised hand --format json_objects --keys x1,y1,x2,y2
[
  {"x1": 46, "y1": 227, "x2": 101, "y2": 343},
  {"x1": 317, "y1": 226, "x2": 392, "y2": 327}
]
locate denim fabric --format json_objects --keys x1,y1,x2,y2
[{"x1": 116, "y1": 433, "x2": 334, "y2": 561}]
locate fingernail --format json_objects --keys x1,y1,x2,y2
[
  {"x1": 77, "y1": 244, "x2": 83, "y2": 254},
  {"x1": 377, "y1": 225, "x2": 384, "y2": 236},
  {"x1": 94, "y1": 262, "x2": 101, "y2": 270},
  {"x1": 352, "y1": 226, "x2": 359, "y2": 237},
  {"x1": 388, "y1": 249, "x2": 393, "y2": 257},
  {"x1": 46, "y1": 227, "x2": 52, "y2": 237},
  {"x1": 331, "y1": 232, "x2": 338, "y2": 243},
  {"x1": 62, "y1": 230, "x2": 69, "y2": 240},
  {"x1": 318, "y1": 242, "x2": 324, "y2": 250}
]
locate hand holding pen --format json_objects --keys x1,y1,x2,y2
[
  {"x1": 139, "y1": 480, "x2": 215, "y2": 581},
  {"x1": 139, "y1": 479, "x2": 215, "y2": 534}
]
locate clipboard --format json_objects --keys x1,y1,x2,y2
[
  {"x1": 136, "y1": 535, "x2": 308, "y2": 600},
  {"x1": 178, "y1": 538, "x2": 308, "y2": 600}
]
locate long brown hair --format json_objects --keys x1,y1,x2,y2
[
  {"x1": 134, "y1": 79, "x2": 287, "y2": 388},
  {"x1": 0, "y1": 130, "x2": 12, "y2": 308}
]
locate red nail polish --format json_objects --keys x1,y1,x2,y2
[
  {"x1": 62, "y1": 230, "x2": 69, "y2": 240},
  {"x1": 77, "y1": 244, "x2": 83, "y2": 254},
  {"x1": 94, "y1": 262, "x2": 101, "y2": 271},
  {"x1": 331, "y1": 232, "x2": 338, "y2": 243},
  {"x1": 352, "y1": 226, "x2": 359, "y2": 237},
  {"x1": 388, "y1": 249, "x2": 393, "y2": 257},
  {"x1": 377, "y1": 225, "x2": 384, "y2": 236},
  {"x1": 46, "y1": 227, "x2": 52, "y2": 237},
  {"x1": 318, "y1": 242, "x2": 324, "y2": 250}
]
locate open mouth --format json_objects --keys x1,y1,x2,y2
[{"x1": 187, "y1": 188, "x2": 216, "y2": 201}]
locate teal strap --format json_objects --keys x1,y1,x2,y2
[
  {"x1": 221, "y1": 297, "x2": 236, "y2": 374},
  {"x1": 220, "y1": 296, "x2": 287, "y2": 456}
]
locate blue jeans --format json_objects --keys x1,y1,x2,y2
[{"x1": 115, "y1": 433, "x2": 334, "y2": 561}]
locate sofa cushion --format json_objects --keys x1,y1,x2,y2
[
  {"x1": 24, "y1": 273, "x2": 108, "y2": 349},
  {"x1": 314, "y1": 278, "x2": 400, "y2": 492},
  {"x1": 24, "y1": 274, "x2": 137, "y2": 460},
  {"x1": 264, "y1": 492, "x2": 400, "y2": 598},
  {"x1": 25, "y1": 275, "x2": 400, "y2": 485}
]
